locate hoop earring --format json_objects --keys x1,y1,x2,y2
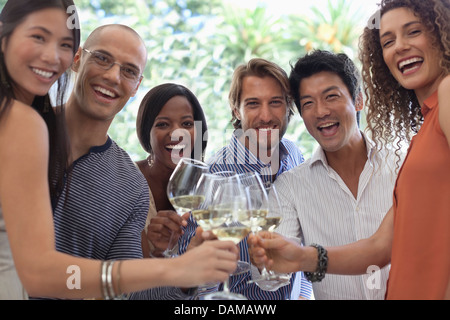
[{"x1": 147, "y1": 153, "x2": 154, "y2": 168}]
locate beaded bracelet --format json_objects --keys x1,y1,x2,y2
[{"x1": 304, "y1": 244, "x2": 328, "y2": 282}]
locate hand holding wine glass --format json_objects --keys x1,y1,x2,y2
[
  {"x1": 144, "y1": 210, "x2": 188, "y2": 257},
  {"x1": 249, "y1": 231, "x2": 305, "y2": 275},
  {"x1": 173, "y1": 239, "x2": 240, "y2": 288},
  {"x1": 247, "y1": 184, "x2": 291, "y2": 288},
  {"x1": 228, "y1": 172, "x2": 269, "y2": 274},
  {"x1": 188, "y1": 173, "x2": 242, "y2": 294},
  {"x1": 193, "y1": 172, "x2": 252, "y2": 255},
  {"x1": 165, "y1": 158, "x2": 209, "y2": 258}
]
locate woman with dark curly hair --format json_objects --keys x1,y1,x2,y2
[{"x1": 249, "y1": 0, "x2": 449, "y2": 300}]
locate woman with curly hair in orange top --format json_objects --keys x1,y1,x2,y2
[
  {"x1": 360, "y1": 0, "x2": 450, "y2": 300},
  {"x1": 249, "y1": 0, "x2": 450, "y2": 300}
]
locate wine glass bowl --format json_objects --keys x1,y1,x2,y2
[
  {"x1": 167, "y1": 158, "x2": 210, "y2": 215},
  {"x1": 203, "y1": 179, "x2": 250, "y2": 300},
  {"x1": 208, "y1": 180, "x2": 251, "y2": 242},
  {"x1": 164, "y1": 158, "x2": 209, "y2": 257},
  {"x1": 259, "y1": 216, "x2": 282, "y2": 232},
  {"x1": 261, "y1": 185, "x2": 283, "y2": 233},
  {"x1": 248, "y1": 184, "x2": 292, "y2": 287},
  {"x1": 195, "y1": 172, "x2": 253, "y2": 275},
  {"x1": 191, "y1": 173, "x2": 238, "y2": 230},
  {"x1": 244, "y1": 181, "x2": 269, "y2": 234}
]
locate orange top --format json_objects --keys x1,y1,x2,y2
[{"x1": 387, "y1": 91, "x2": 450, "y2": 300}]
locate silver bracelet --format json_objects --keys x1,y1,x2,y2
[
  {"x1": 106, "y1": 260, "x2": 115, "y2": 299},
  {"x1": 100, "y1": 261, "x2": 110, "y2": 300},
  {"x1": 116, "y1": 260, "x2": 123, "y2": 295},
  {"x1": 101, "y1": 260, "x2": 117, "y2": 300}
]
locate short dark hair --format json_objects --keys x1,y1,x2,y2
[
  {"x1": 289, "y1": 50, "x2": 361, "y2": 118},
  {"x1": 136, "y1": 83, "x2": 208, "y2": 161}
]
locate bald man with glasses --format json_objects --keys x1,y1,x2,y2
[{"x1": 43, "y1": 24, "x2": 194, "y2": 300}]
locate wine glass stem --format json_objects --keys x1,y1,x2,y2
[
  {"x1": 163, "y1": 231, "x2": 178, "y2": 257},
  {"x1": 222, "y1": 278, "x2": 231, "y2": 293},
  {"x1": 255, "y1": 229, "x2": 275, "y2": 278}
]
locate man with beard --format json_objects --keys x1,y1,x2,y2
[{"x1": 189, "y1": 58, "x2": 312, "y2": 300}]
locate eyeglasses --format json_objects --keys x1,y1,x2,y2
[{"x1": 82, "y1": 48, "x2": 143, "y2": 83}]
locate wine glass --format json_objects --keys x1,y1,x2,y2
[
  {"x1": 231, "y1": 172, "x2": 268, "y2": 273},
  {"x1": 203, "y1": 179, "x2": 251, "y2": 300},
  {"x1": 244, "y1": 182, "x2": 269, "y2": 235},
  {"x1": 191, "y1": 173, "x2": 239, "y2": 231},
  {"x1": 247, "y1": 184, "x2": 291, "y2": 288},
  {"x1": 210, "y1": 171, "x2": 256, "y2": 275},
  {"x1": 191, "y1": 173, "x2": 237, "y2": 295},
  {"x1": 165, "y1": 157, "x2": 209, "y2": 257}
]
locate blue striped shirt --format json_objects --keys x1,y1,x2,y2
[
  {"x1": 53, "y1": 138, "x2": 149, "y2": 261},
  {"x1": 51, "y1": 138, "x2": 191, "y2": 300},
  {"x1": 180, "y1": 132, "x2": 313, "y2": 300}
]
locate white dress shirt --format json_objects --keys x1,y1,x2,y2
[{"x1": 272, "y1": 133, "x2": 399, "y2": 300}]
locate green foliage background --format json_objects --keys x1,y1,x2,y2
[{"x1": 0, "y1": 0, "x2": 369, "y2": 161}]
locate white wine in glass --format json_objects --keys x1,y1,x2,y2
[
  {"x1": 170, "y1": 195, "x2": 205, "y2": 216},
  {"x1": 204, "y1": 181, "x2": 250, "y2": 300},
  {"x1": 259, "y1": 216, "x2": 282, "y2": 232},
  {"x1": 191, "y1": 173, "x2": 237, "y2": 230},
  {"x1": 191, "y1": 174, "x2": 242, "y2": 295},
  {"x1": 210, "y1": 226, "x2": 250, "y2": 244},
  {"x1": 165, "y1": 158, "x2": 209, "y2": 257},
  {"x1": 233, "y1": 172, "x2": 268, "y2": 274},
  {"x1": 248, "y1": 184, "x2": 291, "y2": 287}
]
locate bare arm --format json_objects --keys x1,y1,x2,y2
[
  {"x1": 250, "y1": 207, "x2": 394, "y2": 275},
  {"x1": 0, "y1": 103, "x2": 238, "y2": 298},
  {"x1": 446, "y1": 279, "x2": 450, "y2": 300},
  {"x1": 325, "y1": 206, "x2": 393, "y2": 274},
  {"x1": 0, "y1": 102, "x2": 84, "y2": 297},
  {"x1": 438, "y1": 75, "x2": 450, "y2": 149},
  {"x1": 438, "y1": 76, "x2": 450, "y2": 300}
]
